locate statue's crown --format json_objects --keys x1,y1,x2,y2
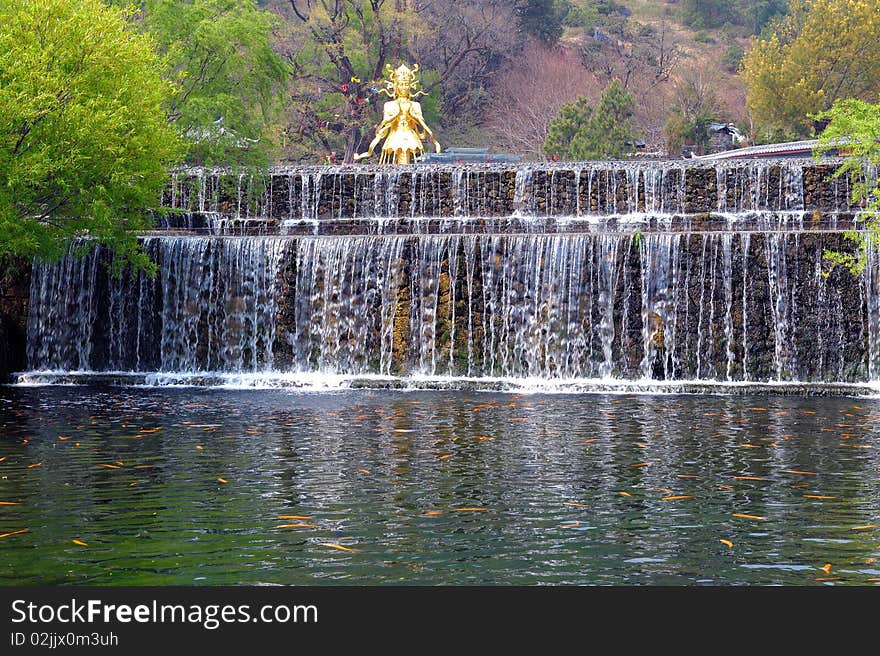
[{"x1": 385, "y1": 62, "x2": 419, "y2": 85}]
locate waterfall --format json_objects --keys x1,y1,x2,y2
[
  {"x1": 865, "y1": 240, "x2": 880, "y2": 380},
  {"x1": 26, "y1": 230, "x2": 875, "y2": 383},
  {"x1": 28, "y1": 237, "x2": 286, "y2": 372},
  {"x1": 23, "y1": 160, "x2": 880, "y2": 387}
]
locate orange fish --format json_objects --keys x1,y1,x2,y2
[
  {"x1": 320, "y1": 543, "x2": 360, "y2": 553},
  {"x1": 276, "y1": 523, "x2": 317, "y2": 529},
  {"x1": 420, "y1": 510, "x2": 444, "y2": 516},
  {"x1": 27, "y1": 462, "x2": 42, "y2": 468},
  {"x1": 732, "y1": 513, "x2": 767, "y2": 521},
  {"x1": 630, "y1": 463, "x2": 651, "y2": 468},
  {"x1": 734, "y1": 476, "x2": 767, "y2": 481},
  {"x1": 0, "y1": 501, "x2": 21, "y2": 506},
  {"x1": 617, "y1": 491, "x2": 633, "y2": 497},
  {"x1": 72, "y1": 539, "x2": 88, "y2": 547},
  {"x1": 356, "y1": 468, "x2": 371, "y2": 474},
  {"x1": 851, "y1": 524, "x2": 877, "y2": 531},
  {"x1": 0, "y1": 529, "x2": 29, "y2": 539},
  {"x1": 563, "y1": 502, "x2": 589, "y2": 508},
  {"x1": 98, "y1": 464, "x2": 121, "y2": 469},
  {"x1": 719, "y1": 539, "x2": 733, "y2": 548},
  {"x1": 803, "y1": 495, "x2": 836, "y2": 499},
  {"x1": 278, "y1": 515, "x2": 312, "y2": 520},
  {"x1": 662, "y1": 495, "x2": 694, "y2": 501},
  {"x1": 677, "y1": 474, "x2": 701, "y2": 479},
  {"x1": 560, "y1": 521, "x2": 581, "y2": 528},
  {"x1": 452, "y1": 507, "x2": 488, "y2": 512},
  {"x1": 821, "y1": 563, "x2": 832, "y2": 574},
  {"x1": 786, "y1": 470, "x2": 817, "y2": 475},
  {"x1": 217, "y1": 477, "x2": 229, "y2": 484},
  {"x1": 718, "y1": 485, "x2": 735, "y2": 491}
]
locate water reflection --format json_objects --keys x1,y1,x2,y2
[{"x1": 1, "y1": 387, "x2": 878, "y2": 585}]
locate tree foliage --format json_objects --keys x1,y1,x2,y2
[
  {"x1": 276, "y1": 0, "x2": 517, "y2": 162},
  {"x1": 517, "y1": 0, "x2": 568, "y2": 44},
  {"x1": 814, "y1": 99, "x2": 880, "y2": 274},
  {"x1": 489, "y1": 45, "x2": 602, "y2": 160},
  {"x1": 681, "y1": 0, "x2": 787, "y2": 34},
  {"x1": 544, "y1": 80, "x2": 635, "y2": 160},
  {"x1": 720, "y1": 44, "x2": 744, "y2": 73},
  {"x1": 127, "y1": 0, "x2": 289, "y2": 166},
  {"x1": 742, "y1": 0, "x2": 880, "y2": 139},
  {"x1": 663, "y1": 67, "x2": 723, "y2": 155},
  {"x1": 0, "y1": 0, "x2": 182, "y2": 270},
  {"x1": 277, "y1": 0, "x2": 427, "y2": 162}
]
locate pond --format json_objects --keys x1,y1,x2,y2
[{"x1": 1, "y1": 386, "x2": 878, "y2": 585}]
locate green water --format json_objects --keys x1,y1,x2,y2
[{"x1": 1, "y1": 386, "x2": 878, "y2": 585}]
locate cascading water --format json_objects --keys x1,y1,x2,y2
[
  {"x1": 28, "y1": 237, "x2": 286, "y2": 373},
  {"x1": 22, "y1": 159, "x2": 880, "y2": 389}
]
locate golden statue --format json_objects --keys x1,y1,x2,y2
[{"x1": 354, "y1": 63, "x2": 441, "y2": 164}]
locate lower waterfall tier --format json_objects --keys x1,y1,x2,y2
[{"x1": 25, "y1": 232, "x2": 880, "y2": 383}]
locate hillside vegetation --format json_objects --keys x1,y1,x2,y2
[{"x1": 267, "y1": 0, "x2": 785, "y2": 161}]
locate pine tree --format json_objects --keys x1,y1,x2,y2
[{"x1": 544, "y1": 80, "x2": 635, "y2": 160}]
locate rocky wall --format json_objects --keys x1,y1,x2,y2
[{"x1": 0, "y1": 258, "x2": 31, "y2": 381}]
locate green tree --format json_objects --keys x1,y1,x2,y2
[
  {"x1": 680, "y1": 0, "x2": 735, "y2": 29},
  {"x1": 681, "y1": 0, "x2": 787, "y2": 34},
  {"x1": 742, "y1": 0, "x2": 880, "y2": 139},
  {"x1": 125, "y1": 0, "x2": 288, "y2": 166},
  {"x1": 518, "y1": 0, "x2": 568, "y2": 44},
  {"x1": 814, "y1": 98, "x2": 880, "y2": 274},
  {"x1": 0, "y1": 0, "x2": 182, "y2": 270},
  {"x1": 545, "y1": 97, "x2": 594, "y2": 159},
  {"x1": 663, "y1": 67, "x2": 722, "y2": 155},
  {"x1": 545, "y1": 80, "x2": 635, "y2": 160},
  {"x1": 563, "y1": 2, "x2": 599, "y2": 30},
  {"x1": 720, "y1": 44, "x2": 744, "y2": 73}
]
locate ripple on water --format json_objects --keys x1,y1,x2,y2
[{"x1": 0, "y1": 386, "x2": 878, "y2": 585}]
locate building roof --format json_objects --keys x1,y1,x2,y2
[{"x1": 692, "y1": 139, "x2": 820, "y2": 160}]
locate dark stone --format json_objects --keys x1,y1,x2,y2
[{"x1": 0, "y1": 258, "x2": 31, "y2": 381}]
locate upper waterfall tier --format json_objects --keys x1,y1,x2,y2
[{"x1": 158, "y1": 160, "x2": 872, "y2": 235}]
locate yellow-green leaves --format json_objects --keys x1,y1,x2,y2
[
  {"x1": 742, "y1": 0, "x2": 880, "y2": 139},
  {"x1": 0, "y1": 0, "x2": 182, "y2": 270}
]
